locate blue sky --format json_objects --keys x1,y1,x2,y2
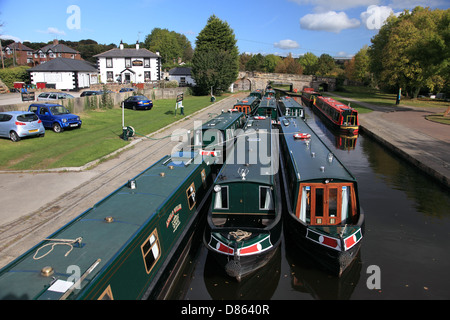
[{"x1": 1, "y1": 0, "x2": 448, "y2": 58}]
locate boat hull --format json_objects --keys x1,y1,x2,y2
[{"x1": 283, "y1": 212, "x2": 364, "y2": 277}]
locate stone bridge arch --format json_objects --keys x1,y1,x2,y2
[{"x1": 234, "y1": 72, "x2": 336, "y2": 92}]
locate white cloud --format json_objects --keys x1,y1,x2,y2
[
  {"x1": 0, "y1": 34, "x2": 23, "y2": 42},
  {"x1": 289, "y1": 0, "x2": 380, "y2": 11},
  {"x1": 274, "y1": 39, "x2": 300, "y2": 50},
  {"x1": 300, "y1": 11, "x2": 361, "y2": 33},
  {"x1": 360, "y1": 5, "x2": 401, "y2": 30},
  {"x1": 37, "y1": 27, "x2": 66, "y2": 36}
]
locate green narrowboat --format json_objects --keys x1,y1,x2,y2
[
  {"x1": 232, "y1": 96, "x2": 260, "y2": 115},
  {"x1": 264, "y1": 88, "x2": 276, "y2": 97},
  {"x1": 194, "y1": 111, "x2": 246, "y2": 168},
  {"x1": 249, "y1": 89, "x2": 264, "y2": 100},
  {"x1": 0, "y1": 151, "x2": 214, "y2": 300},
  {"x1": 254, "y1": 96, "x2": 279, "y2": 120},
  {"x1": 278, "y1": 96, "x2": 305, "y2": 119},
  {"x1": 278, "y1": 116, "x2": 364, "y2": 276},
  {"x1": 203, "y1": 116, "x2": 283, "y2": 282}
]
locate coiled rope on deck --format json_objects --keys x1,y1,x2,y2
[{"x1": 33, "y1": 237, "x2": 83, "y2": 260}]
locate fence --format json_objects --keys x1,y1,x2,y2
[{"x1": 0, "y1": 87, "x2": 190, "y2": 113}]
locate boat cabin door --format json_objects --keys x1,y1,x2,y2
[{"x1": 297, "y1": 183, "x2": 355, "y2": 225}]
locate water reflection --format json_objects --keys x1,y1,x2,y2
[
  {"x1": 203, "y1": 248, "x2": 281, "y2": 300},
  {"x1": 285, "y1": 241, "x2": 362, "y2": 300}
]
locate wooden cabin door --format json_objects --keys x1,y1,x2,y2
[{"x1": 296, "y1": 183, "x2": 355, "y2": 225}]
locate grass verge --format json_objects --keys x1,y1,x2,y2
[{"x1": 0, "y1": 95, "x2": 225, "y2": 171}]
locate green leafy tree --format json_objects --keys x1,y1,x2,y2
[
  {"x1": 192, "y1": 15, "x2": 239, "y2": 95},
  {"x1": 315, "y1": 54, "x2": 336, "y2": 76},
  {"x1": 369, "y1": 7, "x2": 450, "y2": 98},
  {"x1": 298, "y1": 52, "x2": 318, "y2": 75},
  {"x1": 264, "y1": 54, "x2": 282, "y2": 73},
  {"x1": 144, "y1": 28, "x2": 193, "y2": 65}
]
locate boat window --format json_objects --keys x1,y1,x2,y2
[
  {"x1": 341, "y1": 186, "x2": 350, "y2": 222},
  {"x1": 259, "y1": 186, "x2": 274, "y2": 210},
  {"x1": 98, "y1": 285, "x2": 114, "y2": 300},
  {"x1": 214, "y1": 186, "x2": 228, "y2": 209},
  {"x1": 186, "y1": 183, "x2": 196, "y2": 210},
  {"x1": 299, "y1": 186, "x2": 311, "y2": 223},
  {"x1": 315, "y1": 188, "x2": 324, "y2": 218},
  {"x1": 141, "y1": 229, "x2": 161, "y2": 274}
]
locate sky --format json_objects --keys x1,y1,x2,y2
[{"x1": 0, "y1": 0, "x2": 448, "y2": 58}]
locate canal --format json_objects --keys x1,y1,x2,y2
[{"x1": 167, "y1": 100, "x2": 450, "y2": 300}]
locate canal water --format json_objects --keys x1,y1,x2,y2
[{"x1": 167, "y1": 100, "x2": 450, "y2": 300}]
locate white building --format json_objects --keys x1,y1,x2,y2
[
  {"x1": 168, "y1": 67, "x2": 196, "y2": 86},
  {"x1": 28, "y1": 57, "x2": 98, "y2": 90},
  {"x1": 94, "y1": 41, "x2": 161, "y2": 84}
]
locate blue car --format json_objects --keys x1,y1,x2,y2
[{"x1": 28, "y1": 103, "x2": 82, "y2": 133}]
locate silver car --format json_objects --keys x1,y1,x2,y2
[
  {"x1": 37, "y1": 92, "x2": 74, "y2": 101},
  {"x1": 0, "y1": 111, "x2": 45, "y2": 142}
]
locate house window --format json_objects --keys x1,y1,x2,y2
[
  {"x1": 107, "y1": 71, "x2": 113, "y2": 81},
  {"x1": 141, "y1": 229, "x2": 161, "y2": 274},
  {"x1": 144, "y1": 58, "x2": 150, "y2": 68},
  {"x1": 106, "y1": 58, "x2": 113, "y2": 68},
  {"x1": 144, "y1": 71, "x2": 150, "y2": 82},
  {"x1": 125, "y1": 58, "x2": 131, "y2": 68},
  {"x1": 214, "y1": 186, "x2": 228, "y2": 209}
]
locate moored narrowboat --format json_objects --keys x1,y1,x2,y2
[
  {"x1": 203, "y1": 116, "x2": 282, "y2": 281},
  {"x1": 194, "y1": 111, "x2": 246, "y2": 168},
  {"x1": 232, "y1": 96, "x2": 260, "y2": 115},
  {"x1": 278, "y1": 116, "x2": 364, "y2": 276},
  {"x1": 312, "y1": 96, "x2": 359, "y2": 135},
  {"x1": 249, "y1": 89, "x2": 264, "y2": 100},
  {"x1": 278, "y1": 96, "x2": 305, "y2": 119},
  {"x1": 0, "y1": 151, "x2": 214, "y2": 300},
  {"x1": 301, "y1": 87, "x2": 320, "y2": 107},
  {"x1": 254, "y1": 96, "x2": 279, "y2": 120}
]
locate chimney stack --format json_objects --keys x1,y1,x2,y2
[
  {"x1": 120, "y1": 40, "x2": 124, "y2": 50},
  {"x1": 136, "y1": 41, "x2": 139, "y2": 50}
]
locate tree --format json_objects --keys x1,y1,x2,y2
[
  {"x1": 274, "y1": 53, "x2": 303, "y2": 74},
  {"x1": 315, "y1": 54, "x2": 336, "y2": 76},
  {"x1": 369, "y1": 7, "x2": 450, "y2": 98},
  {"x1": 192, "y1": 15, "x2": 239, "y2": 95},
  {"x1": 246, "y1": 53, "x2": 265, "y2": 72},
  {"x1": 264, "y1": 54, "x2": 281, "y2": 73},
  {"x1": 144, "y1": 28, "x2": 193, "y2": 65},
  {"x1": 298, "y1": 52, "x2": 318, "y2": 75}
]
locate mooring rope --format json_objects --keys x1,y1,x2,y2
[{"x1": 33, "y1": 237, "x2": 83, "y2": 260}]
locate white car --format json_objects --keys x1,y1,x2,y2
[{"x1": 37, "y1": 92, "x2": 74, "y2": 101}]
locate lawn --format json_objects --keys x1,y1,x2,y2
[
  {"x1": 0, "y1": 95, "x2": 225, "y2": 171},
  {"x1": 335, "y1": 85, "x2": 449, "y2": 110}
]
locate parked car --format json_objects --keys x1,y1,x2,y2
[
  {"x1": 28, "y1": 103, "x2": 82, "y2": 133},
  {"x1": 119, "y1": 88, "x2": 135, "y2": 93},
  {"x1": 80, "y1": 90, "x2": 102, "y2": 97},
  {"x1": 122, "y1": 95, "x2": 153, "y2": 110},
  {"x1": 0, "y1": 111, "x2": 45, "y2": 142},
  {"x1": 37, "y1": 92, "x2": 74, "y2": 101}
]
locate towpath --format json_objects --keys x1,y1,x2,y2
[{"x1": 0, "y1": 92, "x2": 247, "y2": 268}]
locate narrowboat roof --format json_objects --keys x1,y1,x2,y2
[
  {"x1": 279, "y1": 96, "x2": 303, "y2": 109},
  {"x1": 233, "y1": 96, "x2": 259, "y2": 106},
  {"x1": 279, "y1": 116, "x2": 356, "y2": 183},
  {"x1": 316, "y1": 96, "x2": 356, "y2": 113},
  {"x1": 215, "y1": 118, "x2": 275, "y2": 186},
  {"x1": 0, "y1": 151, "x2": 206, "y2": 300},
  {"x1": 201, "y1": 111, "x2": 244, "y2": 131},
  {"x1": 258, "y1": 96, "x2": 278, "y2": 109}
]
